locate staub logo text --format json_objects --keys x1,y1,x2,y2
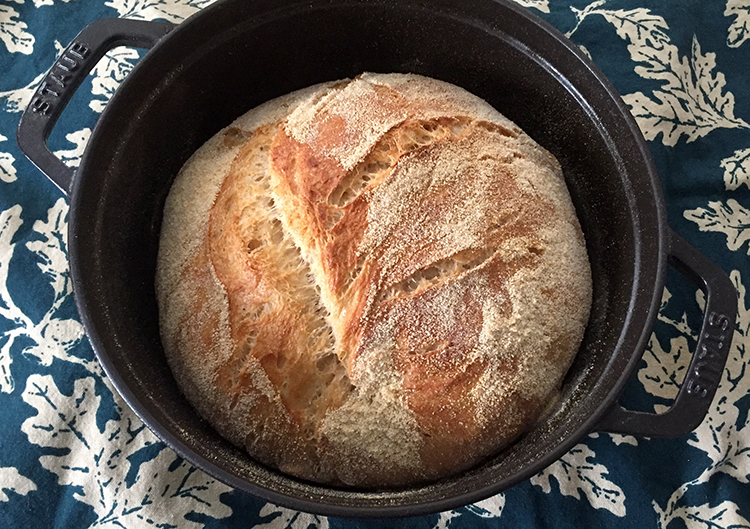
[
  {"x1": 30, "y1": 41, "x2": 91, "y2": 116},
  {"x1": 685, "y1": 311, "x2": 732, "y2": 399}
]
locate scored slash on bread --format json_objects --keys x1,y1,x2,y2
[{"x1": 156, "y1": 73, "x2": 592, "y2": 487}]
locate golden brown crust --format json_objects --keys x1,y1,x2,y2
[{"x1": 156, "y1": 73, "x2": 592, "y2": 487}]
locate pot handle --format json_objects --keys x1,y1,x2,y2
[
  {"x1": 16, "y1": 18, "x2": 174, "y2": 196},
  {"x1": 596, "y1": 229, "x2": 737, "y2": 437}
]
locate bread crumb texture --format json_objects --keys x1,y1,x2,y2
[{"x1": 156, "y1": 73, "x2": 592, "y2": 488}]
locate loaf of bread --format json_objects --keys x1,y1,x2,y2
[{"x1": 156, "y1": 73, "x2": 592, "y2": 487}]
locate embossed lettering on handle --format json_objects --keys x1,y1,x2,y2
[
  {"x1": 30, "y1": 42, "x2": 92, "y2": 117},
  {"x1": 685, "y1": 311, "x2": 732, "y2": 399},
  {"x1": 17, "y1": 18, "x2": 174, "y2": 195}
]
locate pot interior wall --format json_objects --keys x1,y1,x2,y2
[{"x1": 70, "y1": 0, "x2": 665, "y2": 515}]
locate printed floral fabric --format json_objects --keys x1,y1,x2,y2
[{"x1": 1, "y1": 0, "x2": 749, "y2": 527}]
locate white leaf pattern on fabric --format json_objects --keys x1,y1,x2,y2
[
  {"x1": 649, "y1": 271, "x2": 750, "y2": 527},
  {"x1": 566, "y1": 0, "x2": 604, "y2": 37},
  {"x1": 0, "y1": 133, "x2": 17, "y2": 183},
  {"x1": 255, "y1": 503, "x2": 330, "y2": 529},
  {"x1": 0, "y1": 204, "x2": 26, "y2": 392},
  {"x1": 26, "y1": 200, "x2": 71, "y2": 301},
  {"x1": 568, "y1": 3, "x2": 750, "y2": 145},
  {"x1": 638, "y1": 335, "x2": 691, "y2": 402},
  {"x1": 21, "y1": 374, "x2": 233, "y2": 528},
  {"x1": 722, "y1": 148, "x2": 750, "y2": 191},
  {"x1": 105, "y1": 0, "x2": 217, "y2": 23},
  {"x1": 0, "y1": 467, "x2": 37, "y2": 502},
  {"x1": 530, "y1": 443, "x2": 626, "y2": 516},
  {"x1": 657, "y1": 288, "x2": 699, "y2": 338},
  {"x1": 684, "y1": 199, "x2": 750, "y2": 254},
  {"x1": 621, "y1": 34, "x2": 750, "y2": 145},
  {"x1": 0, "y1": 4, "x2": 34, "y2": 55},
  {"x1": 32, "y1": 0, "x2": 76, "y2": 7},
  {"x1": 23, "y1": 199, "x2": 85, "y2": 367},
  {"x1": 607, "y1": 434, "x2": 638, "y2": 446},
  {"x1": 89, "y1": 48, "x2": 139, "y2": 113},
  {"x1": 512, "y1": 0, "x2": 550, "y2": 14},
  {"x1": 655, "y1": 501, "x2": 750, "y2": 529},
  {"x1": 726, "y1": 0, "x2": 750, "y2": 48},
  {"x1": 53, "y1": 128, "x2": 91, "y2": 168},
  {"x1": 0, "y1": 72, "x2": 44, "y2": 113},
  {"x1": 465, "y1": 495, "x2": 505, "y2": 518},
  {"x1": 431, "y1": 495, "x2": 506, "y2": 529},
  {"x1": 432, "y1": 510, "x2": 462, "y2": 529},
  {"x1": 0, "y1": 200, "x2": 89, "y2": 393},
  {"x1": 0, "y1": 153, "x2": 16, "y2": 183}
]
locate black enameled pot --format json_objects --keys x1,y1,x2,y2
[{"x1": 17, "y1": 0, "x2": 737, "y2": 517}]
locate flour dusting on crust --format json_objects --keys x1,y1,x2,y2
[{"x1": 156, "y1": 73, "x2": 592, "y2": 487}]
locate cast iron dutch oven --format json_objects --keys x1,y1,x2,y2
[{"x1": 17, "y1": 0, "x2": 738, "y2": 518}]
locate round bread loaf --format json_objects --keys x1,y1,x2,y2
[{"x1": 156, "y1": 73, "x2": 592, "y2": 487}]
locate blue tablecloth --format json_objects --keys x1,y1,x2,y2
[{"x1": 1, "y1": 0, "x2": 749, "y2": 527}]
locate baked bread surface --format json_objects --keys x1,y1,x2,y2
[{"x1": 156, "y1": 73, "x2": 593, "y2": 487}]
